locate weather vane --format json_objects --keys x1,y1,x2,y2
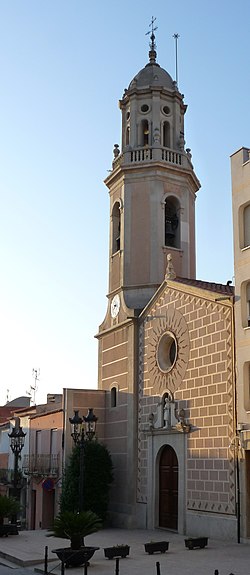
[
  {"x1": 146, "y1": 16, "x2": 158, "y2": 37},
  {"x1": 146, "y1": 17, "x2": 158, "y2": 61}
]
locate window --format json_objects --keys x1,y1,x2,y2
[
  {"x1": 111, "y1": 387, "x2": 117, "y2": 408},
  {"x1": 244, "y1": 362, "x2": 250, "y2": 411},
  {"x1": 157, "y1": 333, "x2": 177, "y2": 373},
  {"x1": 241, "y1": 281, "x2": 250, "y2": 328},
  {"x1": 247, "y1": 283, "x2": 250, "y2": 327},
  {"x1": 35, "y1": 430, "x2": 41, "y2": 456},
  {"x1": 50, "y1": 429, "x2": 57, "y2": 455},
  {"x1": 112, "y1": 202, "x2": 121, "y2": 254},
  {"x1": 162, "y1": 105, "x2": 170, "y2": 116},
  {"x1": 163, "y1": 121, "x2": 170, "y2": 148},
  {"x1": 34, "y1": 430, "x2": 41, "y2": 472},
  {"x1": 126, "y1": 126, "x2": 130, "y2": 146},
  {"x1": 244, "y1": 204, "x2": 250, "y2": 248},
  {"x1": 50, "y1": 429, "x2": 57, "y2": 473},
  {"x1": 164, "y1": 196, "x2": 180, "y2": 248}
]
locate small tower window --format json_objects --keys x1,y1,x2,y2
[
  {"x1": 111, "y1": 386, "x2": 117, "y2": 408},
  {"x1": 163, "y1": 121, "x2": 170, "y2": 148},
  {"x1": 163, "y1": 105, "x2": 170, "y2": 116},
  {"x1": 164, "y1": 197, "x2": 180, "y2": 248},
  {"x1": 112, "y1": 202, "x2": 121, "y2": 254},
  {"x1": 126, "y1": 126, "x2": 130, "y2": 146},
  {"x1": 141, "y1": 120, "x2": 149, "y2": 147}
]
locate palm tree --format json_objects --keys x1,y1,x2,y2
[{"x1": 48, "y1": 510, "x2": 102, "y2": 549}]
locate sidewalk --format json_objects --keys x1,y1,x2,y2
[{"x1": 0, "y1": 528, "x2": 250, "y2": 575}]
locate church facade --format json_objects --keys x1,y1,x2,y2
[{"x1": 96, "y1": 31, "x2": 238, "y2": 540}]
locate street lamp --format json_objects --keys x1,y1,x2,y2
[
  {"x1": 8, "y1": 417, "x2": 26, "y2": 522},
  {"x1": 69, "y1": 408, "x2": 97, "y2": 512}
]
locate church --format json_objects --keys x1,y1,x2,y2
[
  {"x1": 1, "y1": 22, "x2": 250, "y2": 542},
  {"x1": 1, "y1": 26, "x2": 250, "y2": 543},
  {"x1": 96, "y1": 27, "x2": 239, "y2": 540}
]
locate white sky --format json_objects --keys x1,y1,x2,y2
[{"x1": 0, "y1": 0, "x2": 249, "y2": 405}]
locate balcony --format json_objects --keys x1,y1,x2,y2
[
  {"x1": 22, "y1": 454, "x2": 60, "y2": 477},
  {"x1": 111, "y1": 146, "x2": 193, "y2": 171}
]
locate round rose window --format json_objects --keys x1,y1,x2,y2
[{"x1": 157, "y1": 331, "x2": 177, "y2": 372}]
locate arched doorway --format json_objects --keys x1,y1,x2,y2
[{"x1": 159, "y1": 445, "x2": 178, "y2": 529}]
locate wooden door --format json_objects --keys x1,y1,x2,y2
[
  {"x1": 31, "y1": 489, "x2": 36, "y2": 530},
  {"x1": 42, "y1": 489, "x2": 55, "y2": 528},
  {"x1": 159, "y1": 445, "x2": 178, "y2": 529}
]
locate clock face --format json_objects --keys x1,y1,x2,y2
[{"x1": 111, "y1": 294, "x2": 120, "y2": 318}]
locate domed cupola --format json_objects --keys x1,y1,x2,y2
[
  {"x1": 127, "y1": 28, "x2": 175, "y2": 93},
  {"x1": 118, "y1": 25, "x2": 188, "y2": 160}
]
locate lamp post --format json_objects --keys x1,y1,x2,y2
[
  {"x1": 8, "y1": 417, "x2": 26, "y2": 522},
  {"x1": 69, "y1": 408, "x2": 97, "y2": 512}
]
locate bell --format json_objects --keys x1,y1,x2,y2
[{"x1": 165, "y1": 219, "x2": 175, "y2": 238}]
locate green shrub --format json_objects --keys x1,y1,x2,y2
[
  {"x1": 60, "y1": 440, "x2": 113, "y2": 521},
  {"x1": 0, "y1": 495, "x2": 20, "y2": 524}
]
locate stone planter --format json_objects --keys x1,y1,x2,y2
[
  {"x1": 185, "y1": 537, "x2": 208, "y2": 550},
  {"x1": 144, "y1": 541, "x2": 169, "y2": 554},
  {"x1": 104, "y1": 545, "x2": 130, "y2": 559},
  {"x1": 52, "y1": 546, "x2": 99, "y2": 567}
]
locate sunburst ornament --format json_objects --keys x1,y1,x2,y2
[{"x1": 146, "y1": 307, "x2": 189, "y2": 394}]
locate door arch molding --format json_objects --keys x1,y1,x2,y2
[{"x1": 146, "y1": 433, "x2": 186, "y2": 533}]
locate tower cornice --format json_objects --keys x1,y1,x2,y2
[
  {"x1": 120, "y1": 86, "x2": 185, "y2": 109},
  {"x1": 104, "y1": 154, "x2": 201, "y2": 193}
]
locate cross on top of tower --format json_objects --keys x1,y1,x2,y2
[{"x1": 146, "y1": 16, "x2": 158, "y2": 64}]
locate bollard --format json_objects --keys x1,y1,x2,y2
[
  {"x1": 44, "y1": 545, "x2": 48, "y2": 575},
  {"x1": 84, "y1": 562, "x2": 88, "y2": 575},
  {"x1": 115, "y1": 557, "x2": 120, "y2": 575},
  {"x1": 214, "y1": 571, "x2": 219, "y2": 575},
  {"x1": 156, "y1": 561, "x2": 161, "y2": 575},
  {"x1": 61, "y1": 558, "x2": 65, "y2": 575}
]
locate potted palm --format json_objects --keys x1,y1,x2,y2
[{"x1": 47, "y1": 510, "x2": 102, "y2": 567}]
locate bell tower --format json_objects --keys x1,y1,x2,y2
[
  {"x1": 96, "y1": 27, "x2": 201, "y2": 528},
  {"x1": 105, "y1": 28, "x2": 200, "y2": 313}
]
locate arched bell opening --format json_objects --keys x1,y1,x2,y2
[
  {"x1": 163, "y1": 121, "x2": 170, "y2": 148},
  {"x1": 141, "y1": 119, "x2": 149, "y2": 147},
  {"x1": 126, "y1": 126, "x2": 130, "y2": 146},
  {"x1": 112, "y1": 202, "x2": 121, "y2": 254},
  {"x1": 164, "y1": 196, "x2": 180, "y2": 248}
]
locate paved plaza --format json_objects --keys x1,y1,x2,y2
[{"x1": 0, "y1": 528, "x2": 249, "y2": 575}]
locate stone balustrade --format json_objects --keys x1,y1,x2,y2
[{"x1": 112, "y1": 147, "x2": 192, "y2": 171}]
